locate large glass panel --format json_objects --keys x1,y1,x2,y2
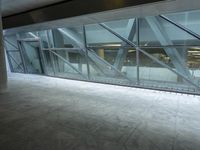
[
  {"x1": 85, "y1": 23, "x2": 123, "y2": 46},
  {"x1": 47, "y1": 49, "x2": 88, "y2": 80},
  {"x1": 4, "y1": 35, "x2": 25, "y2": 73},
  {"x1": 20, "y1": 41, "x2": 44, "y2": 74},
  {"x1": 104, "y1": 19, "x2": 137, "y2": 41},
  {"x1": 38, "y1": 30, "x2": 50, "y2": 49},
  {"x1": 139, "y1": 18, "x2": 161, "y2": 47},
  {"x1": 18, "y1": 32, "x2": 37, "y2": 39},
  {"x1": 139, "y1": 16, "x2": 200, "y2": 46},
  {"x1": 165, "y1": 10, "x2": 200, "y2": 35},
  {"x1": 42, "y1": 50, "x2": 55, "y2": 76},
  {"x1": 138, "y1": 49, "x2": 197, "y2": 93},
  {"x1": 4, "y1": 35, "x2": 19, "y2": 51},
  {"x1": 39, "y1": 27, "x2": 89, "y2": 80},
  {"x1": 85, "y1": 23, "x2": 137, "y2": 85},
  {"x1": 6, "y1": 51, "x2": 24, "y2": 73}
]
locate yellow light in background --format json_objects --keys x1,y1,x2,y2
[
  {"x1": 102, "y1": 44, "x2": 122, "y2": 47},
  {"x1": 188, "y1": 51, "x2": 200, "y2": 53},
  {"x1": 102, "y1": 0, "x2": 125, "y2": 9},
  {"x1": 114, "y1": 0, "x2": 125, "y2": 7},
  {"x1": 128, "y1": 49, "x2": 136, "y2": 53}
]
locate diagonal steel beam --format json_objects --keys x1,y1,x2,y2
[
  {"x1": 6, "y1": 52, "x2": 24, "y2": 72},
  {"x1": 21, "y1": 31, "x2": 86, "y2": 77},
  {"x1": 57, "y1": 28, "x2": 105, "y2": 76},
  {"x1": 114, "y1": 19, "x2": 136, "y2": 70},
  {"x1": 58, "y1": 28, "x2": 133, "y2": 81},
  {"x1": 83, "y1": 25, "x2": 91, "y2": 79},
  {"x1": 31, "y1": 30, "x2": 105, "y2": 78},
  {"x1": 48, "y1": 49, "x2": 87, "y2": 78},
  {"x1": 159, "y1": 15, "x2": 200, "y2": 40},
  {"x1": 4, "y1": 38, "x2": 19, "y2": 50},
  {"x1": 46, "y1": 30, "x2": 56, "y2": 75},
  {"x1": 99, "y1": 23, "x2": 200, "y2": 90},
  {"x1": 145, "y1": 16, "x2": 192, "y2": 80}
]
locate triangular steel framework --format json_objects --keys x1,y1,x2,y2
[
  {"x1": 4, "y1": 15, "x2": 200, "y2": 94},
  {"x1": 99, "y1": 22, "x2": 200, "y2": 91}
]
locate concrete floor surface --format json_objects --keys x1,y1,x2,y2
[{"x1": 0, "y1": 73, "x2": 200, "y2": 150}]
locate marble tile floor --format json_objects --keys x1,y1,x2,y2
[{"x1": 0, "y1": 73, "x2": 200, "y2": 150}]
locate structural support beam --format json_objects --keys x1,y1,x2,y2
[
  {"x1": 58, "y1": 28, "x2": 133, "y2": 81},
  {"x1": 83, "y1": 25, "x2": 91, "y2": 79},
  {"x1": 159, "y1": 15, "x2": 200, "y2": 40},
  {"x1": 0, "y1": 7, "x2": 8, "y2": 93},
  {"x1": 114, "y1": 19, "x2": 136, "y2": 70},
  {"x1": 57, "y1": 28, "x2": 105, "y2": 76},
  {"x1": 99, "y1": 23, "x2": 200, "y2": 90},
  {"x1": 136, "y1": 18, "x2": 140, "y2": 84},
  {"x1": 145, "y1": 16, "x2": 192, "y2": 80},
  {"x1": 48, "y1": 49, "x2": 86, "y2": 78}
]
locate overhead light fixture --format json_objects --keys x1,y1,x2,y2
[
  {"x1": 190, "y1": 47, "x2": 200, "y2": 50},
  {"x1": 128, "y1": 50, "x2": 136, "y2": 52},
  {"x1": 102, "y1": 44, "x2": 122, "y2": 47},
  {"x1": 188, "y1": 51, "x2": 200, "y2": 53}
]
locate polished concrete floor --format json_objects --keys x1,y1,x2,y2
[{"x1": 0, "y1": 73, "x2": 200, "y2": 150}]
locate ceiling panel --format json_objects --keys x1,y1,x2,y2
[{"x1": 1, "y1": 0, "x2": 66, "y2": 16}]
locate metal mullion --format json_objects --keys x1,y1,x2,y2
[
  {"x1": 136, "y1": 17, "x2": 140, "y2": 85},
  {"x1": 4, "y1": 41, "x2": 14, "y2": 72},
  {"x1": 48, "y1": 49, "x2": 87, "y2": 79},
  {"x1": 83, "y1": 25, "x2": 91, "y2": 80},
  {"x1": 7, "y1": 52, "x2": 24, "y2": 72},
  {"x1": 4, "y1": 39, "x2": 18, "y2": 50},
  {"x1": 46, "y1": 30, "x2": 56, "y2": 75},
  {"x1": 5, "y1": 50, "x2": 20, "y2": 52},
  {"x1": 18, "y1": 38, "x2": 39, "y2": 42},
  {"x1": 42, "y1": 48, "x2": 80, "y2": 52},
  {"x1": 6, "y1": 51, "x2": 14, "y2": 72},
  {"x1": 159, "y1": 15, "x2": 200, "y2": 40},
  {"x1": 88, "y1": 46, "x2": 127, "y2": 50},
  {"x1": 38, "y1": 39, "x2": 48, "y2": 75},
  {"x1": 88, "y1": 45, "x2": 200, "y2": 49},
  {"x1": 17, "y1": 40, "x2": 27, "y2": 73}
]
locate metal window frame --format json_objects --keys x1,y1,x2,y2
[
  {"x1": 99, "y1": 23, "x2": 200, "y2": 91},
  {"x1": 5, "y1": 13, "x2": 200, "y2": 94}
]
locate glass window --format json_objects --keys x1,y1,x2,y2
[{"x1": 4, "y1": 9, "x2": 200, "y2": 94}]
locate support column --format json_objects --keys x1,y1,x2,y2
[{"x1": 0, "y1": 6, "x2": 8, "y2": 93}]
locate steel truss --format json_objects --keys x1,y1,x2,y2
[
  {"x1": 99, "y1": 22, "x2": 200, "y2": 91},
  {"x1": 4, "y1": 15, "x2": 200, "y2": 94}
]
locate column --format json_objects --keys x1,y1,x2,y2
[{"x1": 0, "y1": 5, "x2": 8, "y2": 93}]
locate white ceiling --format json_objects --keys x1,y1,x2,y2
[{"x1": 1, "y1": 0, "x2": 65, "y2": 16}]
